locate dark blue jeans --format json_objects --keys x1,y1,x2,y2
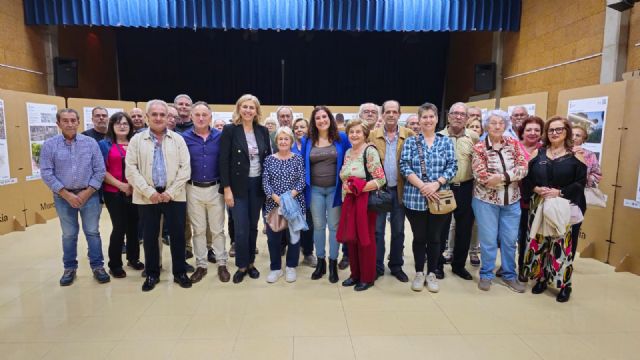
[
  {"x1": 140, "y1": 201, "x2": 187, "y2": 277},
  {"x1": 300, "y1": 210, "x2": 314, "y2": 256},
  {"x1": 231, "y1": 177, "x2": 264, "y2": 269},
  {"x1": 375, "y1": 186, "x2": 405, "y2": 273},
  {"x1": 266, "y1": 227, "x2": 301, "y2": 269}
]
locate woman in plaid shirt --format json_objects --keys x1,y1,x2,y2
[{"x1": 400, "y1": 103, "x2": 457, "y2": 293}]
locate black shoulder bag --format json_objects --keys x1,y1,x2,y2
[{"x1": 362, "y1": 145, "x2": 393, "y2": 213}]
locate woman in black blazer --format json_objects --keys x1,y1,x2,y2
[{"x1": 220, "y1": 94, "x2": 272, "y2": 283}]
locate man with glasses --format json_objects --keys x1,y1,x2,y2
[
  {"x1": 82, "y1": 107, "x2": 109, "y2": 142},
  {"x1": 437, "y1": 102, "x2": 479, "y2": 281},
  {"x1": 510, "y1": 106, "x2": 529, "y2": 135},
  {"x1": 40, "y1": 108, "x2": 109, "y2": 286},
  {"x1": 360, "y1": 103, "x2": 380, "y2": 130},
  {"x1": 369, "y1": 100, "x2": 414, "y2": 282}
]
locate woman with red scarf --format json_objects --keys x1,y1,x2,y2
[{"x1": 337, "y1": 119, "x2": 386, "y2": 291}]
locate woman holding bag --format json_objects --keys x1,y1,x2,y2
[
  {"x1": 400, "y1": 103, "x2": 457, "y2": 293},
  {"x1": 262, "y1": 127, "x2": 306, "y2": 283},
  {"x1": 337, "y1": 119, "x2": 386, "y2": 291}
]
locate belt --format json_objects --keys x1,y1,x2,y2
[
  {"x1": 155, "y1": 187, "x2": 166, "y2": 193},
  {"x1": 187, "y1": 179, "x2": 220, "y2": 188},
  {"x1": 451, "y1": 179, "x2": 473, "y2": 187},
  {"x1": 67, "y1": 188, "x2": 87, "y2": 194}
]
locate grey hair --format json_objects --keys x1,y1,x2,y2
[
  {"x1": 91, "y1": 106, "x2": 107, "y2": 116},
  {"x1": 56, "y1": 108, "x2": 79, "y2": 122},
  {"x1": 467, "y1": 106, "x2": 481, "y2": 114},
  {"x1": 274, "y1": 126, "x2": 295, "y2": 144},
  {"x1": 448, "y1": 102, "x2": 467, "y2": 113},
  {"x1": 276, "y1": 106, "x2": 294, "y2": 118},
  {"x1": 191, "y1": 101, "x2": 211, "y2": 114},
  {"x1": 173, "y1": 94, "x2": 193, "y2": 105},
  {"x1": 146, "y1": 99, "x2": 169, "y2": 114},
  {"x1": 483, "y1": 109, "x2": 511, "y2": 130},
  {"x1": 511, "y1": 105, "x2": 529, "y2": 115},
  {"x1": 358, "y1": 102, "x2": 380, "y2": 117},
  {"x1": 381, "y1": 100, "x2": 401, "y2": 114}
]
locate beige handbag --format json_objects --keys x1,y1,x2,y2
[
  {"x1": 585, "y1": 187, "x2": 606, "y2": 208},
  {"x1": 428, "y1": 190, "x2": 457, "y2": 214},
  {"x1": 266, "y1": 208, "x2": 288, "y2": 232}
]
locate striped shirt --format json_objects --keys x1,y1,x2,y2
[
  {"x1": 40, "y1": 134, "x2": 105, "y2": 193},
  {"x1": 400, "y1": 133, "x2": 457, "y2": 211}
]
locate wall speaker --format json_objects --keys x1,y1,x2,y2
[
  {"x1": 54, "y1": 57, "x2": 78, "y2": 88},
  {"x1": 474, "y1": 63, "x2": 496, "y2": 92}
]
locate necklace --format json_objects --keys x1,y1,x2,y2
[{"x1": 548, "y1": 147, "x2": 566, "y2": 159}]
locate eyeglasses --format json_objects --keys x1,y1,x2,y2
[
  {"x1": 488, "y1": 121, "x2": 504, "y2": 127},
  {"x1": 548, "y1": 127, "x2": 566, "y2": 134},
  {"x1": 115, "y1": 123, "x2": 130, "y2": 127},
  {"x1": 362, "y1": 110, "x2": 378, "y2": 115},
  {"x1": 449, "y1": 111, "x2": 467, "y2": 118}
]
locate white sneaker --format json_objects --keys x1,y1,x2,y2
[
  {"x1": 426, "y1": 272, "x2": 439, "y2": 293},
  {"x1": 411, "y1": 272, "x2": 426, "y2": 291},
  {"x1": 285, "y1": 267, "x2": 297, "y2": 282},
  {"x1": 266, "y1": 269, "x2": 283, "y2": 283}
]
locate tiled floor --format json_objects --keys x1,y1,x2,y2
[{"x1": 0, "y1": 212, "x2": 639, "y2": 359}]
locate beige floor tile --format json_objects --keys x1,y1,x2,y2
[
  {"x1": 462, "y1": 334, "x2": 542, "y2": 360},
  {"x1": 0, "y1": 342, "x2": 52, "y2": 359},
  {"x1": 67, "y1": 315, "x2": 136, "y2": 341},
  {"x1": 181, "y1": 313, "x2": 244, "y2": 339},
  {"x1": 293, "y1": 311, "x2": 349, "y2": 336},
  {"x1": 293, "y1": 336, "x2": 355, "y2": 360},
  {"x1": 170, "y1": 339, "x2": 234, "y2": 360},
  {"x1": 576, "y1": 333, "x2": 640, "y2": 359},
  {"x1": 124, "y1": 315, "x2": 191, "y2": 340},
  {"x1": 232, "y1": 336, "x2": 293, "y2": 360},
  {"x1": 405, "y1": 335, "x2": 474, "y2": 360},
  {"x1": 238, "y1": 311, "x2": 295, "y2": 338},
  {"x1": 0, "y1": 317, "x2": 84, "y2": 342},
  {"x1": 346, "y1": 311, "x2": 405, "y2": 336},
  {"x1": 394, "y1": 310, "x2": 459, "y2": 335},
  {"x1": 351, "y1": 336, "x2": 415, "y2": 359},
  {"x1": 42, "y1": 341, "x2": 116, "y2": 360},
  {"x1": 519, "y1": 334, "x2": 603, "y2": 360},
  {"x1": 108, "y1": 340, "x2": 178, "y2": 359}
]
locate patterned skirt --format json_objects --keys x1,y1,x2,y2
[{"x1": 522, "y1": 195, "x2": 573, "y2": 289}]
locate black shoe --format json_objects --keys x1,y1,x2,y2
[
  {"x1": 342, "y1": 278, "x2": 358, "y2": 287},
  {"x1": 556, "y1": 286, "x2": 572, "y2": 303},
  {"x1": 311, "y1": 257, "x2": 326, "y2": 280},
  {"x1": 518, "y1": 274, "x2": 528, "y2": 283},
  {"x1": 109, "y1": 268, "x2": 127, "y2": 278},
  {"x1": 376, "y1": 269, "x2": 384, "y2": 279},
  {"x1": 207, "y1": 248, "x2": 216, "y2": 263},
  {"x1": 185, "y1": 250, "x2": 194, "y2": 259},
  {"x1": 247, "y1": 266, "x2": 260, "y2": 279},
  {"x1": 390, "y1": 269, "x2": 409, "y2": 283},
  {"x1": 354, "y1": 282, "x2": 374, "y2": 291},
  {"x1": 452, "y1": 267, "x2": 473, "y2": 281},
  {"x1": 127, "y1": 261, "x2": 145, "y2": 271},
  {"x1": 233, "y1": 270, "x2": 247, "y2": 284},
  {"x1": 173, "y1": 273, "x2": 192, "y2": 288},
  {"x1": 142, "y1": 276, "x2": 159, "y2": 292},
  {"x1": 142, "y1": 265, "x2": 162, "y2": 278},
  {"x1": 92, "y1": 267, "x2": 111, "y2": 284},
  {"x1": 495, "y1": 267, "x2": 503, "y2": 277},
  {"x1": 433, "y1": 269, "x2": 445, "y2": 280},
  {"x1": 532, "y1": 280, "x2": 548, "y2": 294},
  {"x1": 338, "y1": 256, "x2": 349, "y2": 270},
  {"x1": 328, "y1": 259, "x2": 339, "y2": 283},
  {"x1": 185, "y1": 263, "x2": 195, "y2": 273}
]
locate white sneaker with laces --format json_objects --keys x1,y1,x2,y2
[
  {"x1": 266, "y1": 269, "x2": 283, "y2": 283},
  {"x1": 285, "y1": 267, "x2": 297, "y2": 283},
  {"x1": 426, "y1": 272, "x2": 439, "y2": 293},
  {"x1": 411, "y1": 272, "x2": 426, "y2": 291}
]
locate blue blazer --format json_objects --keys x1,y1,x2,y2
[
  {"x1": 98, "y1": 138, "x2": 114, "y2": 164},
  {"x1": 302, "y1": 132, "x2": 351, "y2": 209}
]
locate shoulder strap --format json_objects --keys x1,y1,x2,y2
[
  {"x1": 414, "y1": 136, "x2": 428, "y2": 181},
  {"x1": 362, "y1": 145, "x2": 373, "y2": 181}
]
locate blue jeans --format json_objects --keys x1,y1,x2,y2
[
  {"x1": 310, "y1": 185, "x2": 341, "y2": 260},
  {"x1": 375, "y1": 187, "x2": 405, "y2": 273},
  {"x1": 472, "y1": 198, "x2": 520, "y2": 281},
  {"x1": 266, "y1": 227, "x2": 300, "y2": 270},
  {"x1": 231, "y1": 177, "x2": 264, "y2": 268},
  {"x1": 54, "y1": 192, "x2": 104, "y2": 270}
]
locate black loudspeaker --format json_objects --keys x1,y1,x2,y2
[
  {"x1": 474, "y1": 63, "x2": 496, "y2": 92},
  {"x1": 54, "y1": 57, "x2": 78, "y2": 88}
]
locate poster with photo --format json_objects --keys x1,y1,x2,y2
[
  {"x1": 567, "y1": 96, "x2": 608, "y2": 163},
  {"x1": 507, "y1": 103, "x2": 536, "y2": 116},
  {"x1": 212, "y1": 112, "x2": 234, "y2": 124},
  {"x1": 83, "y1": 107, "x2": 124, "y2": 131},
  {"x1": 398, "y1": 113, "x2": 417, "y2": 127},
  {"x1": 0, "y1": 99, "x2": 17, "y2": 186},
  {"x1": 26, "y1": 102, "x2": 58, "y2": 181}
]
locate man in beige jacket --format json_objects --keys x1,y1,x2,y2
[{"x1": 126, "y1": 99, "x2": 192, "y2": 292}]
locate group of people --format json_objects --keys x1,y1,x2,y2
[{"x1": 39, "y1": 94, "x2": 600, "y2": 302}]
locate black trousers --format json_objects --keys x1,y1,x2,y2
[
  {"x1": 140, "y1": 201, "x2": 187, "y2": 277},
  {"x1": 517, "y1": 205, "x2": 529, "y2": 274},
  {"x1": 406, "y1": 207, "x2": 449, "y2": 274},
  {"x1": 438, "y1": 180, "x2": 474, "y2": 271},
  {"x1": 104, "y1": 191, "x2": 140, "y2": 270}
]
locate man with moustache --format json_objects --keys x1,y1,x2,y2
[
  {"x1": 405, "y1": 114, "x2": 420, "y2": 134},
  {"x1": 82, "y1": 107, "x2": 109, "y2": 142}
]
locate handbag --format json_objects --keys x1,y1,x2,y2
[
  {"x1": 585, "y1": 187, "x2": 607, "y2": 208},
  {"x1": 266, "y1": 208, "x2": 288, "y2": 232},
  {"x1": 362, "y1": 145, "x2": 393, "y2": 213},
  {"x1": 415, "y1": 136, "x2": 457, "y2": 214}
]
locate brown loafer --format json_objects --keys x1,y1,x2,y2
[
  {"x1": 190, "y1": 267, "x2": 207, "y2": 283},
  {"x1": 218, "y1": 265, "x2": 231, "y2": 283}
]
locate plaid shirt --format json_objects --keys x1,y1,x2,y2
[{"x1": 400, "y1": 133, "x2": 457, "y2": 211}]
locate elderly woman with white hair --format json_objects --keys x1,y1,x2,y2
[{"x1": 471, "y1": 110, "x2": 528, "y2": 293}]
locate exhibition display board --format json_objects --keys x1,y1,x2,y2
[
  {"x1": 67, "y1": 98, "x2": 136, "y2": 132},
  {"x1": 556, "y1": 81, "x2": 626, "y2": 264},
  {"x1": 499, "y1": 92, "x2": 549, "y2": 119},
  {"x1": 0, "y1": 89, "x2": 66, "y2": 234}
]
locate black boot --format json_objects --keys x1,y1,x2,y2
[
  {"x1": 328, "y1": 259, "x2": 339, "y2": 283},
  {"x1": 311, "y1": 257, "x2": 326, "y2": 280},
  {"x1": 532, "y1": 280, "x2": 547, "y2": 294},
  {"x1": 556, "y1": 286, "x2": 572, "y2": 303}
]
